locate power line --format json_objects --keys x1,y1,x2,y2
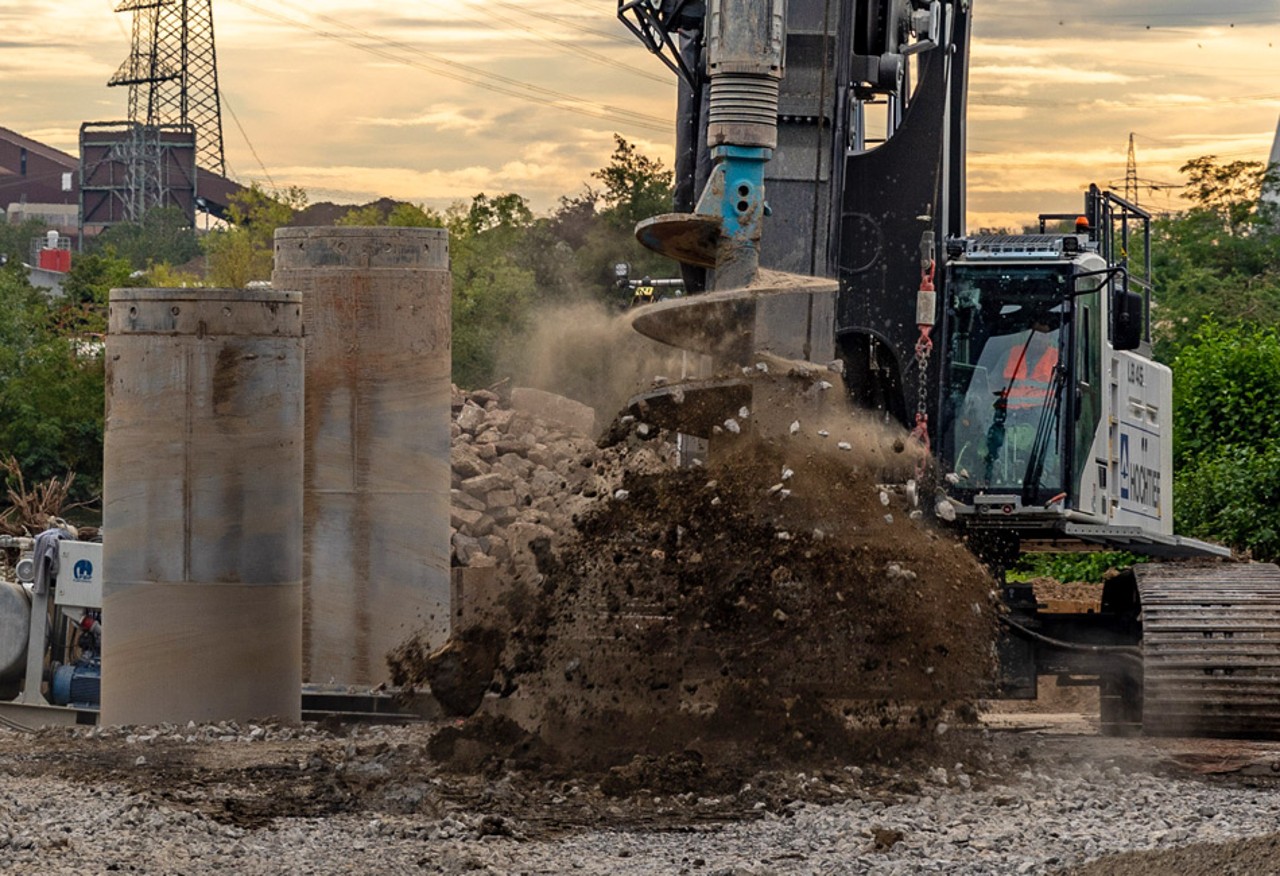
[
  {"x1": 482, "y1": 1, "x2": 638, "y2": 48},
  {"x1": 970, "y1": 45, "x2": 1280, "y2": 78},
  {"x1": 453, "y1": 1, "x2": 669, "y2": 85},
  {"x1": 224, "y1": 0, "x2": 671, "y2": 134},
  {"x1": 220, "y1": 90, "x2": 275, "y2": 189}
]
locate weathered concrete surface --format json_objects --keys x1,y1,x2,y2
[
  {"x1": 102, "y1": 288, "x2": 304, "y2": 725},
  {"x1": 273, "y1": 227, "x2": 451, "y2": 685}
]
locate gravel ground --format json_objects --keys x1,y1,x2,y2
[{"x1": 5, "y1": 722, "x2": 1280, "y2": 875}]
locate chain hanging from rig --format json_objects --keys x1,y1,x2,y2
[{"x1": 911, "y1": 232, "x2": 937, "y2": 480}]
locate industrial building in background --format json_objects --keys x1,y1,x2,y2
[
  {"x1": 0, "y1": 126, "x2": 80, "y2": 233},
  {"x1": 78, "y1": 122, "x2": 197, "y2": 232},
  {"x1": 1, "y1": 120, "x2": 241, "y2": 282}
]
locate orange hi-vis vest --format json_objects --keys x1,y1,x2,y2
[{"x1": 1002, "y1": 343, "x2": 1058, "y2": 409}]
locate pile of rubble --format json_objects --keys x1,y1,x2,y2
[
  {"x1": 448, "y1": 384, "x2": 674, "y2": 581},
  {"x1": 429, "y1": 372, "x2": 998, "y2": 771}
]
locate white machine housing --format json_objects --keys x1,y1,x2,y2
[{"x1": 938, "y1": 235, "x2": 1222, "y2": 558}]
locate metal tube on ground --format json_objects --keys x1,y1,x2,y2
[
  {"x1": 272, "y1": 227, "x2": 451, "y2": 686},
  {"x1": 102, "y1": 288, "x2": 304, "y2": 725}
]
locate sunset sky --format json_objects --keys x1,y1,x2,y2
[{"x1": 2, "y1": 0, "x2": 1278, "y2": 229}]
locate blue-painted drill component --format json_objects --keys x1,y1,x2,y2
[
  {"x1": 710, "y1": 144, "x2": 771, "y2": 241},
  {"x1": 693, "y1": 144, "x2": 773, "y2": 288}
]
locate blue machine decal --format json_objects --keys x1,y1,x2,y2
[
  {"x1": 1119, "y1": 433, "x2": 1130, "y2": 501},
  {"x1": 73, "y1": 558, "x2": 94, "y2": 582},
  {"x1": 1117, "y1": 428, "x2": 1162, "y2": 516}
]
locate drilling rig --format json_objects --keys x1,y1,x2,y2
[{"x1": 617, "y1": 0, "x2": 1280, "y2": 737}]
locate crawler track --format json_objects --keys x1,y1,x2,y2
[{"x1": 1138, "y1": 563, "x2": 1280, "y2": 736}]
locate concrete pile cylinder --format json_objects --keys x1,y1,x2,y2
[
  {"x1": 272, "y1": 227, "x2": 451, "y2": 685},
  {"x1": 102, "y1": 288, "x2": 304, "y2": 725}
]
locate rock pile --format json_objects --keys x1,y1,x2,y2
[
  {"x1": 427, "y1": 371, "x2": 998, "y2": 771},
  {"x1": 448, "y1": 384, "x2": 675, "y2": 582}
]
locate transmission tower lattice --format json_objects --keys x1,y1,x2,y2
[
  {"x1": 1125, "y1": 132, "x2": 1138, "y2": 205},
  {"x1": 108, "y1": 0, "x2": 226, "y2": 175},
  {"x1": 1109, "y1": 133, "x2": 1180, "y2": 212}
]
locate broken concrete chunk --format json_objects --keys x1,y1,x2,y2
[
  {"x1": 452, "y1": 489, "x2": 486, "y2": 513},
  {"x1": 461, "y1": 472, "x2": 512, "y2": 495},
  {"x1": 456, "y1": 402, "x2": 487, "y2": 433},
  {"x1": 452, "y1": 447, "x2": 490, "y2": 480},
  {"x1": 450, "y1": 507, "x2": 484, "y2": 531},
  {"x1": 485, "y1": 489, "x2": 517, "y2": 510}
]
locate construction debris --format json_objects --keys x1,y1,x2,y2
[
  {"x1": 395, "y1": 378, "x2": 998, "y2": 773},
  {"x1": 446, "y1": 383, "x2": 675, "y2": 577}
]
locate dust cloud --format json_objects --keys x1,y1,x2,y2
[{"x1": 497, "y1": 301, "x2": 699, "y2": 433}]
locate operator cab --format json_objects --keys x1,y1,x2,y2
[
  {"x1": 936, "y1": 235, "x2": 1095, "y2": 512},
  {"x1": 933, "y1": 188, "x2": 1189, "y2": 553}
]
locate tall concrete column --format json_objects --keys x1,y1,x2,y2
[
  {"x1": 272, "y1": 227, "x2": 451, "y2": 685},
  {"x1": 102, "y1": 288, "x2": 304, "y2": 725}
]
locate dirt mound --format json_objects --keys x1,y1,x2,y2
[
  {"x1": 397, "y1": 375, "x2": 998, "y2": 774},
  {"x1": 498, "y1": 433, "x2": 995, "y2": 766}
]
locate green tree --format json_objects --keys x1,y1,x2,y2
[
  {"x1": 592, "y1": 134, "x2": 674, "y2": 232},
  {"x1": 1180, "y1": 155, "x2": 1279, "y2": 235},
  {"x1": 578, "y1": 135, "x2": 679, "y2": 300},
  {"x1": 387, "y1": 202, "x2": 445, "y2": 227},
  {"x1": 0, "y1": 264, "x2": 106, "y2": 504},
  {"x1": 1152, "y1": 156, "x2": 1280, "y2": 359},
  {"x1": 452, "y1": 192, "x2": 534, "y2": 237},
  {"x1": 143, "y1": 262, "x2": 204, "y2": 287},
  {"x1": 204, "y1": 184, "x2": 307, "y2": 287},
  {"x1": 0, "y1": 218, "x2": 49, "y2": 266},
  {"x1": 63, "y1": 252, "x2": 133, "y2": 307},
  {"x1": 335, "y1": 204, "x2": 389, "y2": 226},
  {"x1": 1142, "y1": 156, "x2": 1280, "y2": 559},
  {"x1": 91, "y1": 206, "x2": 202, "y2": 270},
  {"x1": 335, "y1": 201, "x2": 445, "y2": 228},
  {"x1": 1169, "y1": 322, "x2": 1280, "y2": 559},
  {"x1": 447, "y1": 193, "x2": 537, "y2": 388},
  {"x1": 1171, "y1": 322, "x2": 1280, "y2": 468},
  {"x1": 1176, "y1": 443, "x2": 1280, "y2": 562}
]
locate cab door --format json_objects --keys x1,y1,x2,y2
[{"x1": 1070, "y1": 280, "x2": 1104, "y2": 516}]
